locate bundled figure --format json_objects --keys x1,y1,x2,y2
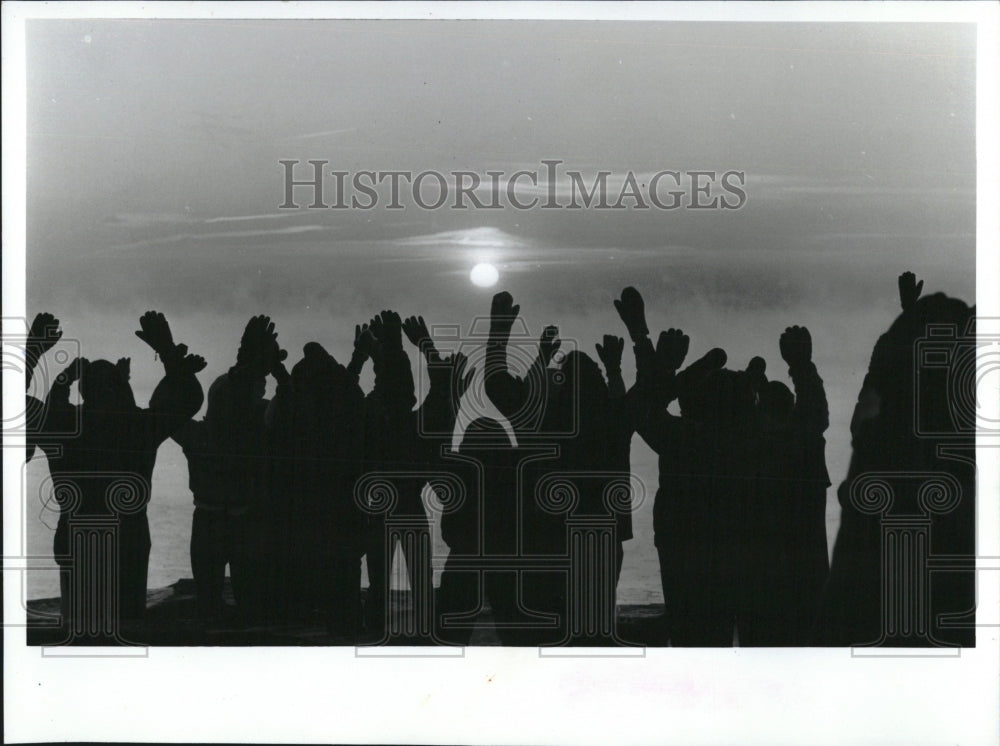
[
  {"x1": 266, "y1": 328, "x2": 371, "y2": 635},
  {"x1": 36, "y1": 312, "x2": 204, "y2": 636},
  {"x1": 360, "y1": 312, "x2": 473, "y2": 641},
  {"x1": 171, "y1": 316, "x2": 285, "y2": 625},
  {"x1": 816, "y1": 273, "x2": 975, "y2": 647},
  {"x1": 485, "y1": 291, "x2": 639, "y2": 644},
  {"x1": 435, "y1": 417, "x2": 533, "y2": 645},
  {"x1": 740, "y1": 326, "x2": 830, "y2": 646},
  {"x1": 23, "y1": 312, "x2": 64, "y2": 463},
  {"x1": 612, "y1": 288, "x2": 700, "y2": 644},
  {"x1": 629, "y1": 314, "x2": 751, "y2": 645}
]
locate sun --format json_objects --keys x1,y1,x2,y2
[{"x1": 470, "y1": 263, "x2": 499, "y2": 288}]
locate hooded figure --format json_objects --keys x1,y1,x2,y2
[
  {"x1": 525, "y1": 350, "x2": 636, "y2": 644},
  {"x1": 41, "y1": 324, "x2": 203, "y2": 637},
  {"x1": 172, "y1": 367, "x2": 270, "y2": 623},
  {"x1": 435, "y1": 418, "x2": 518, "y2": 644},
  {"x1": 741, "y1": 330, "x2": 831, "y2": 647},
  {"x1": 634, "y1": 346, "x2": 730, "y2": 645},
  {"x1": 816, "y1": 290, "x2": 975, "y2": 647},
  {"x1": 266, "y1": 341, "x2": 367, "y2": 633}
]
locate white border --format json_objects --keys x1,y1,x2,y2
[{"x1": 3, "y1": 3, "x2": 998, "y2": 745}]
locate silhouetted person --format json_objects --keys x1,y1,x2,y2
[
  {"x1": 740, "y1": 327, "x2": 830, "y2": 646},
  {"x1": 486, "y1": 291, "x2": 642, "y2": 644},
  {"x1": 624, "y1": 280, "x2": 759, "y2": 647},
  {"x1": 616, "y1": 287, "x2": 738, "y2": 646},
  {"x1": 816, "y1": 272, "x2": 975, "y2": 647},
  {"x1": 485, "y1": 293, "x2": 578, "y2": 643},
  {"x1": 171, "y1": 315, "x2": 283, "y2": 624},
  {"x1": 39, "y1": 312, "x2": 204, "y2": 635},
  {"x1": 593, "y1": 334, "x2": 639, "y2": 591},
  {"x1": 23, "y1": 312, "x2": 63, "y2": 463},
  {"x1": 436, "y1": 417, "x2": 541, "y2": 645},
  {"x1": 360, "y1": 310, "x2": 428, "y2": 635},
  {"x1": 266, "y1": 331, "x2": 370, "y2": 635}
]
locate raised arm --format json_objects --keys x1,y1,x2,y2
[
  {"x1": 24, "y1": 313, "x2": 65, "y2": 459},
  {"x1": 485, "y1": 291, "x2": 529, "y2": 418},
  {"x1": 135, "y1": 312, "x2": 205, "y2": 446},
  {"x1": 25, "y1": 312, "x2": 62, "y2": 389},
  {"x1": 403, "y1": 314, "x2": 475, "y2": 444},
  {"x1": 780, "y1": 325, "x2": 829, "y2": 435},
  {"x1": 596, "y1": 334, "x2": 626, "y2": 399},
  {"x1": 898, "y1": 270, "x2": 923, "y2": 312},
  {"x1": 348, "y1": 323, "x2": 374, "y2": 380},
  {"x1": 631, "y1": 329, "x2": 691, "y2": 452},
  {"x1": 370, "y1": 310, "x2": 417, "y2": 416}
]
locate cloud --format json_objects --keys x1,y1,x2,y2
[
  {"x1": 104, "y1": 224, "x2": 331, "y2": 253},
  {"x1": 283, "y1": 128, "x2": 358, "y2": 141}
]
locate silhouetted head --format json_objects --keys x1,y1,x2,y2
[
  {"x1": 78, "y1": 359, "x2": 135, "y2": 413},
  {"x1": 677, "y1": 348, "x2": 727, "y2": 420},
  {"x1": 862, "y1": 292, "x2": 974, "y2": 435},
  {"x1": 558, "y1": 351, "x2": 606, "y2": 398},
  {"x1": 203, "y1": 372, "x2": 257, "y2": 437},
  {"x1": 290, "y1": 342, "x2": 347, "y2": 415},
  {"x1": 291, "y1": 342, "x2": 343, "y2": 389},
  {"x1": 760, "y1": 380, "x2": 794, "y2": 430},
  {"x1": 698, "y1": 368, "x2": 756, "y2": 429}
]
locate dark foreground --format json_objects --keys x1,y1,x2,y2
[{"x1": 25, "y1": 580, "x2": 669, "y2": 647}]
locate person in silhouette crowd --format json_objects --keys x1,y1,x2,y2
[
  {"x1": 436, "y1": 416, "x2": 543, "y2": 645},
  {"x1": 612, "y1": 287, "x2": 704, "y2": 644},
  {"x1": 361, "y1": 313, "x2": 473, "y2": 641},
  {"x1": 359, "y1": 310, "x2": 423, "y2": 635},
  {"x1": 486, "y1": 291, "x2": 646, "y2": 644},
  {"x1": 740, "y1": 326, "x2": 830, "y2": 646},
  {"x1": 171, "y1": 315, "x2": 284, "y2": 625},
  {"x1": 265, "y1": 326, "x2": 371, "y2": 635},
  {"x1": 37, "y1": 311, "x2": 204, "y2": 633},
  {"x1": 816, "y1": 272, "x2": 975, "y2": 647},
  {"x1": 620, "y1": 286, "x2": 761, "y2": 646},
  {"x1": 23, "y1": 312, "x2": 64, "y2": 463}
]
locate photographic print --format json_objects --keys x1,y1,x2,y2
[{"x1": 3, "y1": 3, "x2": 998, "y2": 744}]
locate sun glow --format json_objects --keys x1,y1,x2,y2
[{"x1": 470, "y1": 263, "x2": 499, "y2": 288}]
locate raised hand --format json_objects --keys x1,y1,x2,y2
[
  {"x1": 490, "y1": 291, "x2": 520, "y2": 339},
  {"x1": 179, "y1": 348, "x2": 207, "y2": 374},
  {"x1": 378, "y1": 310, "x2": 403, "y2": 350},
  {"x1": 613, "y1": 287, "x2": 649, "y2": 342},
  {"x1": 237, "y1": 315, "x2": 281, "y2": 376},
  {"x1": 353, "y1": 323, "x2": 375, "y2": 361},
  {"x1": 539, "y1": 325, "x2": 561, "y2": 365},
  {"x1": 898, "y1": 271, "x2": 923, "y2": 311},
  {"x1": 402, "y1": 315, "x2": 433, "y2": 352},
  {"x1": 367, "y1": 312, "x2": 383, "y2": 340},
  {"x1": 655, "y1": 328, "x2": 689, "y2": 372},
  {"x1": 27, "y1": 312, "x2": 62, "y2": 358},
  {"x1": 135, "y1": 311, "x2": 176, "y2": 356},
  {"x1": 779, "y1": 325, "x2": 812, "y2": 368},
  {"x1": 595, "y1": 334, "x2": 625, "y2": 373}
]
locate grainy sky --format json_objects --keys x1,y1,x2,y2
[{"x1": 25, "y1": 20, "x2": 976, "y2": 565}]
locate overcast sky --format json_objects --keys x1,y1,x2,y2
[{"x1": 24, "y1": 19, "x2": 976, "y2": 500}]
